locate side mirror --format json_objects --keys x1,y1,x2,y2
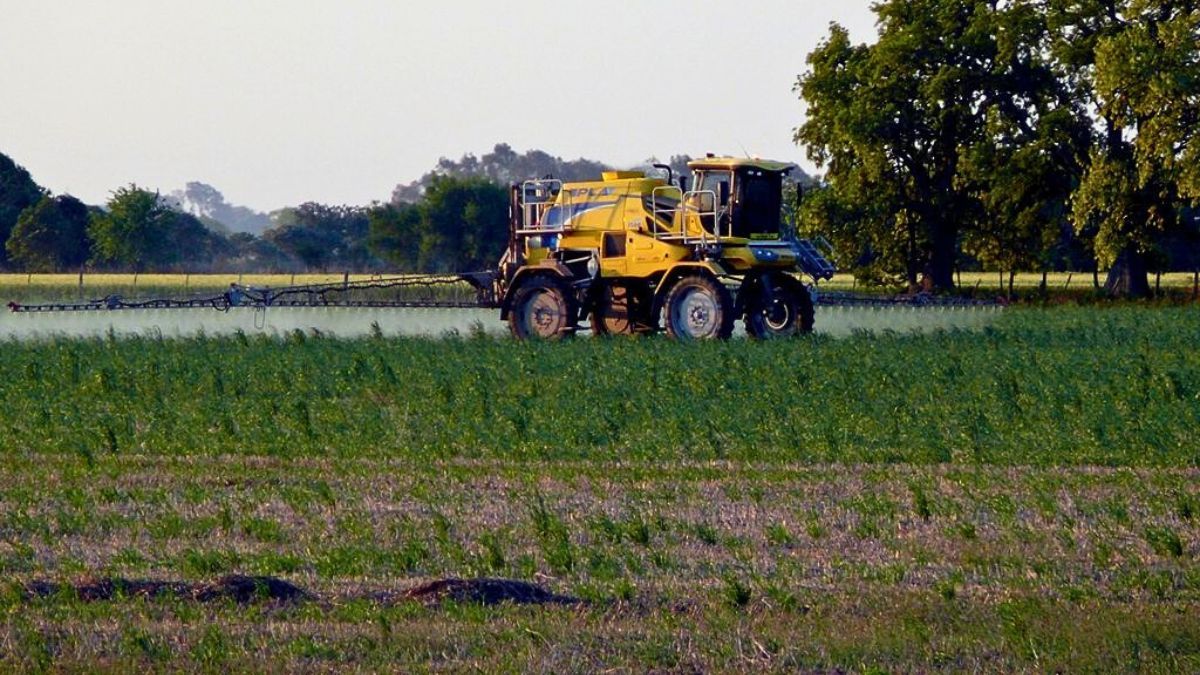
[
  {"x1": 678, "y1": 176, "x2": 689, "y2": 192},
  {"x1": 718, "y1": 181, "x2": 730, "y2": 207}
]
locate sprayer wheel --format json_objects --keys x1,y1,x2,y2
[
  {"x1": 593, "y1": 283, "x2": 654, "y2": 336},
  {"x1": 662, "y1": 274, "x2": 734, "y2": 340},
  {"x1": 508, "y1": 275, "x2": 577, "y2": 340},
  {"x1": 746, "y1": 279, "x2": 814, "y2": 338}
]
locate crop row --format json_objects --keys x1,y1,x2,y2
[{"x1": 1, "y1": 307, "x2": 1197, "y2": 465}]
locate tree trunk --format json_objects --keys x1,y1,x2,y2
[
  {"x1": 927, "y1": 223, "x2": 957, "y2": 291},
  {"x1": 905, "y1": 219, "x2": 919, "y2": 292},
  {"x1": 1104, "y1": 246, "x2": 1151, "y2": 298}
]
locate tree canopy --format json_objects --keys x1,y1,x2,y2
[
  {"x1": 263, "y1": 203, "x2": 374, "y2": 272},
  {"x1": 391, "y1": 144, "x2": 610, "y2": 203},
  {"x1": 6, "y1": 194, "x2": 92, "y2": 271},
  {"x1": 797, "y1": 0, "x2": 1091, "y2": 290},
  {"x1": 0, "y1": 152, "x2": 46, "y2": 268},
  {"x1": 1055, "y1": 0, "x2": 1200, "y2": 294},
  {"x1": 89, "y1": 185, "x2": 229, "y2": 272},
  {"x1": 797, "y1": 0, "x2": 1198, "y2": 295},
  {"x1": 370, "y1": 175, "x2": 508, "y2": 273}
]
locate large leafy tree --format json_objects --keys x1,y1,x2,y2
[
  {"x1": 419, "y1": 176, "x2": 508, "y2": 272},
  {"x1": 959, "y1": 3, "x2": 1092, "y2": 290},
  {"x1": 89, "y1": 185, "x2": 178, "y2": 271},
  {"x1": 1049, "y1": 0, "x2": 1199, "y2": 295},
  {"x1": 6, "y1": 194, "x2": 92, "y2": 271},
  {"x1": 797, "y1": 0, "x2": 1088, "y2": 290},
  {"x1": 0, "y1": 153, "x2": 46, "y2": 268}
]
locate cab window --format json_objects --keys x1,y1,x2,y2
[{"x1": 692, "y1": 171, "x2": 730, "y2": 216}]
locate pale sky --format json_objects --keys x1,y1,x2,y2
[{"x1": 0, "y1": 1, "x2": 877, "y2": 212}]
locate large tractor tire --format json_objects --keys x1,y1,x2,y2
[
  {"x1": 592, "y1": 282, "x2": 655, "y2": 336},
  {"x1": 745, "y1": 277, "x2": 814, "y2": 339},
  {"x1": 662, "y1": 274, "x2": 735, "y2": 340},
  {"x1": 508, "y1": 275, "x2": 577, "y2": 340}
]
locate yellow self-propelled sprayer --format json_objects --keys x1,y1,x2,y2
[
  {"x1": 496, "y1": 156, "x2": 834, "y2": 339},
  {"x1": 12, "y1": 156, "x2": 962, "y2": 339}
]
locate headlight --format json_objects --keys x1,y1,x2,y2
[
  {"x1": 586, "y1": 252, "x2": 600, "y2": 278},
  {"x1": 751, "y1": 247, "x2": 779, "y2": 262}
]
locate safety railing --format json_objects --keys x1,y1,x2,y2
[
  {"x1": 650, "y1": 187, "x2": 722, "y2": 244},
  {"x1": 515, "y1": 179, "x2": 564, "y2": 235}
]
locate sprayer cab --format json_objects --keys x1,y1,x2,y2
[
  {"x1": 683, "y1": 156, "x2": 794, "y2": 241},
  {"x1": 496, "y1": 155, "x2": 837, "y2": 340}
]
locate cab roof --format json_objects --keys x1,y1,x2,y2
[{"x1": 687, "y1": 156, "x2": 796, "y2": 173}]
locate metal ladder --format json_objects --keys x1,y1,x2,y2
[{"x1": 793, "y1": 238, "x2": 837, "y2": 281}]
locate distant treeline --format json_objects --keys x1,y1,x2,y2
[{"x1": 0, "y1": 145, "x2": 682, "y2": 275}]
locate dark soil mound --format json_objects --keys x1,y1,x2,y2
[
  {"x1": 25, "y1": 578, "x2": 190, "y2": 601},
  {"x1": 194, "y1": 575, "x2": 311, "y2": 602},
  {"x1": 25, "y1": 575, "x2": 310, "y2": 604},
  {"x1": 397, "y1": 578, "x2": 579, "y2": 606},
  {"x1": 25, "y1": 575, "x2": 570, "y2": 608}
]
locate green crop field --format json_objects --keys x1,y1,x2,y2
[{"x1": 1, "y1": 307, "x2": 1197, "y2": 671}]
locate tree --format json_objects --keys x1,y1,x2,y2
[
  {"x1": 167, "y1": 211, "x2": 234, "y2": 270},
  {"x1": 367, "y1": 202, "x2": 422, "y2": 270},
  {"x1": 391, "y1": 144, "x2": 611, "y2": 203},
  {"x1": 1049, "y1": 0, "x2": 1200, "y2": 296},
  {"x1": 418, "y1": 176, "x2": 508, "y2": 272},
  {"x1": 6, "y1": 194, "x2": 92, "y2": 271},
  {"x1": 224, "y1": 232, "x2": 296, "y2": 272},
  {"x1": 369, "y1": 176, "x2": 508, "y2": 273},
  {"x1": 797, "y1": 1, "x2": 1088, "y2": 291},
  {"x1": 264, "y1": 203, "x2": 375, "y2": 271},
  {"x1": 959, "y1": 3, "x2": 1093, "y2": 293},
  {"x1": 168, "y1": 181, "x2": 271, "y2": 234},
  {"x1": 798, "y1": 9, "x2": 977, "y2": 290},
  {"x1": 0, "y1": 153, "x2": 46, "y2": 268},
  {"x1": 89, "y1": 185, "x2": 179, "y2": 271}
]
